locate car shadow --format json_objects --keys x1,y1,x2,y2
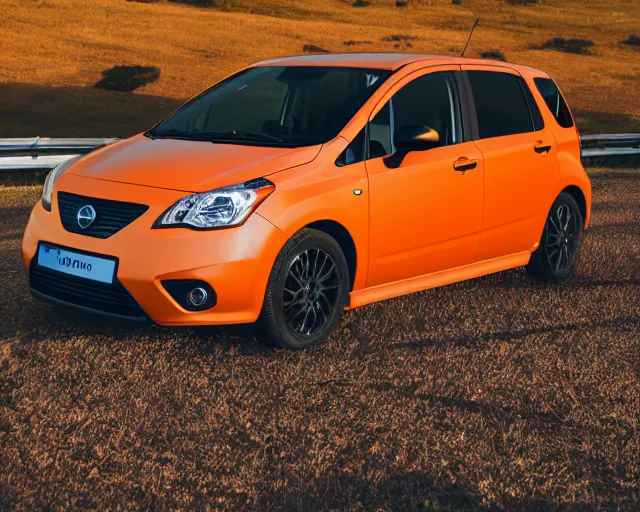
[{"x1": 14, "y1": 302, "x2": 263, "y2": 355}]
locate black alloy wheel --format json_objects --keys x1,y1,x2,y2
[
  {"x1": 283, "y1": 247, "x2": 342, "y2": 337},
  {"x1": 546, "y1": 202, "x2": 578, "y2": 273},
  {"x1": 527, "y1": 192, "x2": 584, "y2": 282},
  {"x1": 256, "y1": 229, "x2": 349, "y2": 349}
]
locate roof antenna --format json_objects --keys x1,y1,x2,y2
[{"x1": 461, "y1": 17, "x2": 480, "y2": 57}]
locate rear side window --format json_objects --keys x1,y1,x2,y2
[
  {"x1": 467, "y1": 71, "x2": 535, "y2": 139},
  {"x1": 520, "y1": 82, "x2": 545, "y2": 132},
  {"x1": 534, "y1": 77, "x2": 574, "y2": 128}
]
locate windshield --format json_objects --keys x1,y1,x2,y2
[{"x1": 147, "y1": 66, "x2": 391, "y2": 147}]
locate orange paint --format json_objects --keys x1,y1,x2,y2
[{"x1": 22, "y1": 54, "x2": 591, "y2": 325}]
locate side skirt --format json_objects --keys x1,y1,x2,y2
[{"x1": 347, "y1": 251, "x2": 532, "y2": 309}]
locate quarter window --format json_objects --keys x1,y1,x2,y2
[
  {"x1": 336, "y1": 127, "x2": 366, "y2": 166},
  {"x1": 534, "y1": 77, "x2": 574, "y2": 128},
  {"x1": 370, "y1": 101, "x2": 393, "y2": 158},
  {"x1": 467, "y1": 71, "x2": 536, "y2": 139}
]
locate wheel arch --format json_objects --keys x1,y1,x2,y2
[
  {"x1": 532, "y1": 181, "x2": 591, "y2": 254},
  {"x1": 305, "y1": 220, "x2": 357, "y2": 291},
  {"x1": 555, "y1": 151, "x2": 592, "y2": 229},
  {"x1": 561, "y1": 185, "x2": 587, "y2": 226}
]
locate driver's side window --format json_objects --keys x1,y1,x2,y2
[
  {"x1": 336, "y1": 71, "x2": 461, "y2": 166},
  {"x1": 369, "y1": 71, "x2": 461, "y2": 159}
]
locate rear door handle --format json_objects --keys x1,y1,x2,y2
[
  {"x1": 453, "y1": 157, "x2": 478, "y2": 172},
  {"x1": 534, "y1": 141, "x2": 552, "y2": 154}
]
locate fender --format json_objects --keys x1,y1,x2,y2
[
  {"x1": 256, "y1": 137, "x2": 371, "y2": 292},
  {"x1": 530, "y1": 154, "x2": 592, "y2": 250},
  {"x1": 556, "y1": 151, "x2": 592, "y2": 228}
]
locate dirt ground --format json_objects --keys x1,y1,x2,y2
[{"x1": 0, "y1": 169, "x2": 639, "y2": 510}]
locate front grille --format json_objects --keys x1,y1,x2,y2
[
  {"x1": 30, "y1": 264, "x2": 147, "y2": 319},
  {"x1": 58, "y1": 192, "x2": 148, "y2": 239}
]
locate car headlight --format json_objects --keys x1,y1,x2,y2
[
  {"x1": 42, "y1": 156, "x2": 81, "y2": 211},
  {"x1": 154, "y1": 178, "x2": 275, "y2": 229}
]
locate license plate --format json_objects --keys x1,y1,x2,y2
[{"x1": 37, "y1": 243, "x2": 117, "y2": 284}]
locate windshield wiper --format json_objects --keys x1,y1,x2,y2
[
  {"x1": 145, "y1": 128, "x2": 205, "y2": 140},
  {"x1": 146, "y1": 129, "x2": 285, "y2": 144},
  {"x1": 205, "y1": 130, "x2": 284, "y2": 143}
]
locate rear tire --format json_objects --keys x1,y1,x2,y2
[
  {"x1": 254, "y1": 228, "x2": 349, "y2": 349},
  {"x1": 526, "y1": 192, "x2": 583, "y2": 283}
]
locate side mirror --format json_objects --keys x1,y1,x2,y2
[{"x1": 394, "y1": 125, "x2": 440, "y2": 152}]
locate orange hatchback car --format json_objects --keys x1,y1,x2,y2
[{"x1": 23, "y1": 54, "x2": 591, "y2": 348}]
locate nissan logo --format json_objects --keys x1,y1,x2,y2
[{"x1": 77, "y1": 205, "x2": 96, "y2": 229}]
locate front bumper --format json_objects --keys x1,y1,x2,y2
[{"x1": 22, "y1": 174, "x2": 288, "y2": 325}]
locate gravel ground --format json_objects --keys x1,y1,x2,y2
[{"x1": 1, "y1": 170, "x2": 639, "y2": 511}]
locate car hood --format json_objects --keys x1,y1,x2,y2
[{"x1": 68, "y1": 135, "x2": 322, "y2": 193}]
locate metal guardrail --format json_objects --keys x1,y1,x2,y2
[
  {"x1": 0, "y1": 134, "x2": 637, "y2": 173},
  {"x1": 580, "y1": 133, "x2": 640, "y2": 158},
  {"x1": 0, "y1": 137, "x2": 117, "y2": 171}
]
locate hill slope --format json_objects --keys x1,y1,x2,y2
[{"x1": 0, "y1": 0, "x2": 638, "y2": 136}]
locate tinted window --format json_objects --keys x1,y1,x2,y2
[
  {"x1": 370, "y1": 101, "x2": 393, "y2": 158},
  {"x1": 520, "y1": 81, "x2": 545, "y2": 131},
  {"x1": 148, "y1": 66, "x2": 391, "y2": 147},
  {"x1": 393, "y1": 72, "x2": 461, "y2": 147},
  {"x1": 366, "y1": 72, "x2": 461, "y2": 159},
  {"x1": 534, "y1": 77, "x2": 574, "y2": 128},
  {"x1": 336, "y1": 127, "x2": 366, "y2": 166},
  {"x1": 467, "y1": 71, "x2": 535, "y2": 139}
]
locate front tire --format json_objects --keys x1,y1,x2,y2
[
  {"x1": 255, "y1": 228, "x2": 349, "y2": 349},
  {"x1": 526, "y1": 192, "x2": 583, "y2": 283}
]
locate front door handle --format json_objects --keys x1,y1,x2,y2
[
  {"x1": 453, "y1": 157, "x2": 478, "y2": 172},
  {"x1": 534, "y1": 141, "x2": 552, "y2": 154}
]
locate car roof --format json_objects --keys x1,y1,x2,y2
[
  {"x1": 255, "y1": 53, "x2": 429, "y2": 70},
  {"x1": 253, "y1": 53, "x2": 546, "y2": 76}
]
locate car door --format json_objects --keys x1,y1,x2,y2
[
  {"x1": 462, "y1": 65, "x2": 561, "y2": 261},
  {"x1": 364, "y1": 67, "x2": 484, "y2": 287}
]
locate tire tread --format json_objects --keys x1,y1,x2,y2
[
  {"x1": 526, "y1": 192, "x2": 583, "y2": 283},
  {"x1": 254, "y1": 228, "x2": 348, "y2": 349}
]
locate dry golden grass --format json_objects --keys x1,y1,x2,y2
[
  {"x1": 0, "y1": 0, "x2": 638, "y2": 136},
  {"x1": 1, "y1": 169, "x2": 639, "y2": 509}
]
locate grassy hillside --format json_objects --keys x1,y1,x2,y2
[{"x1": 0, "y1": 0, "x2": 638, "y2": 137}]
